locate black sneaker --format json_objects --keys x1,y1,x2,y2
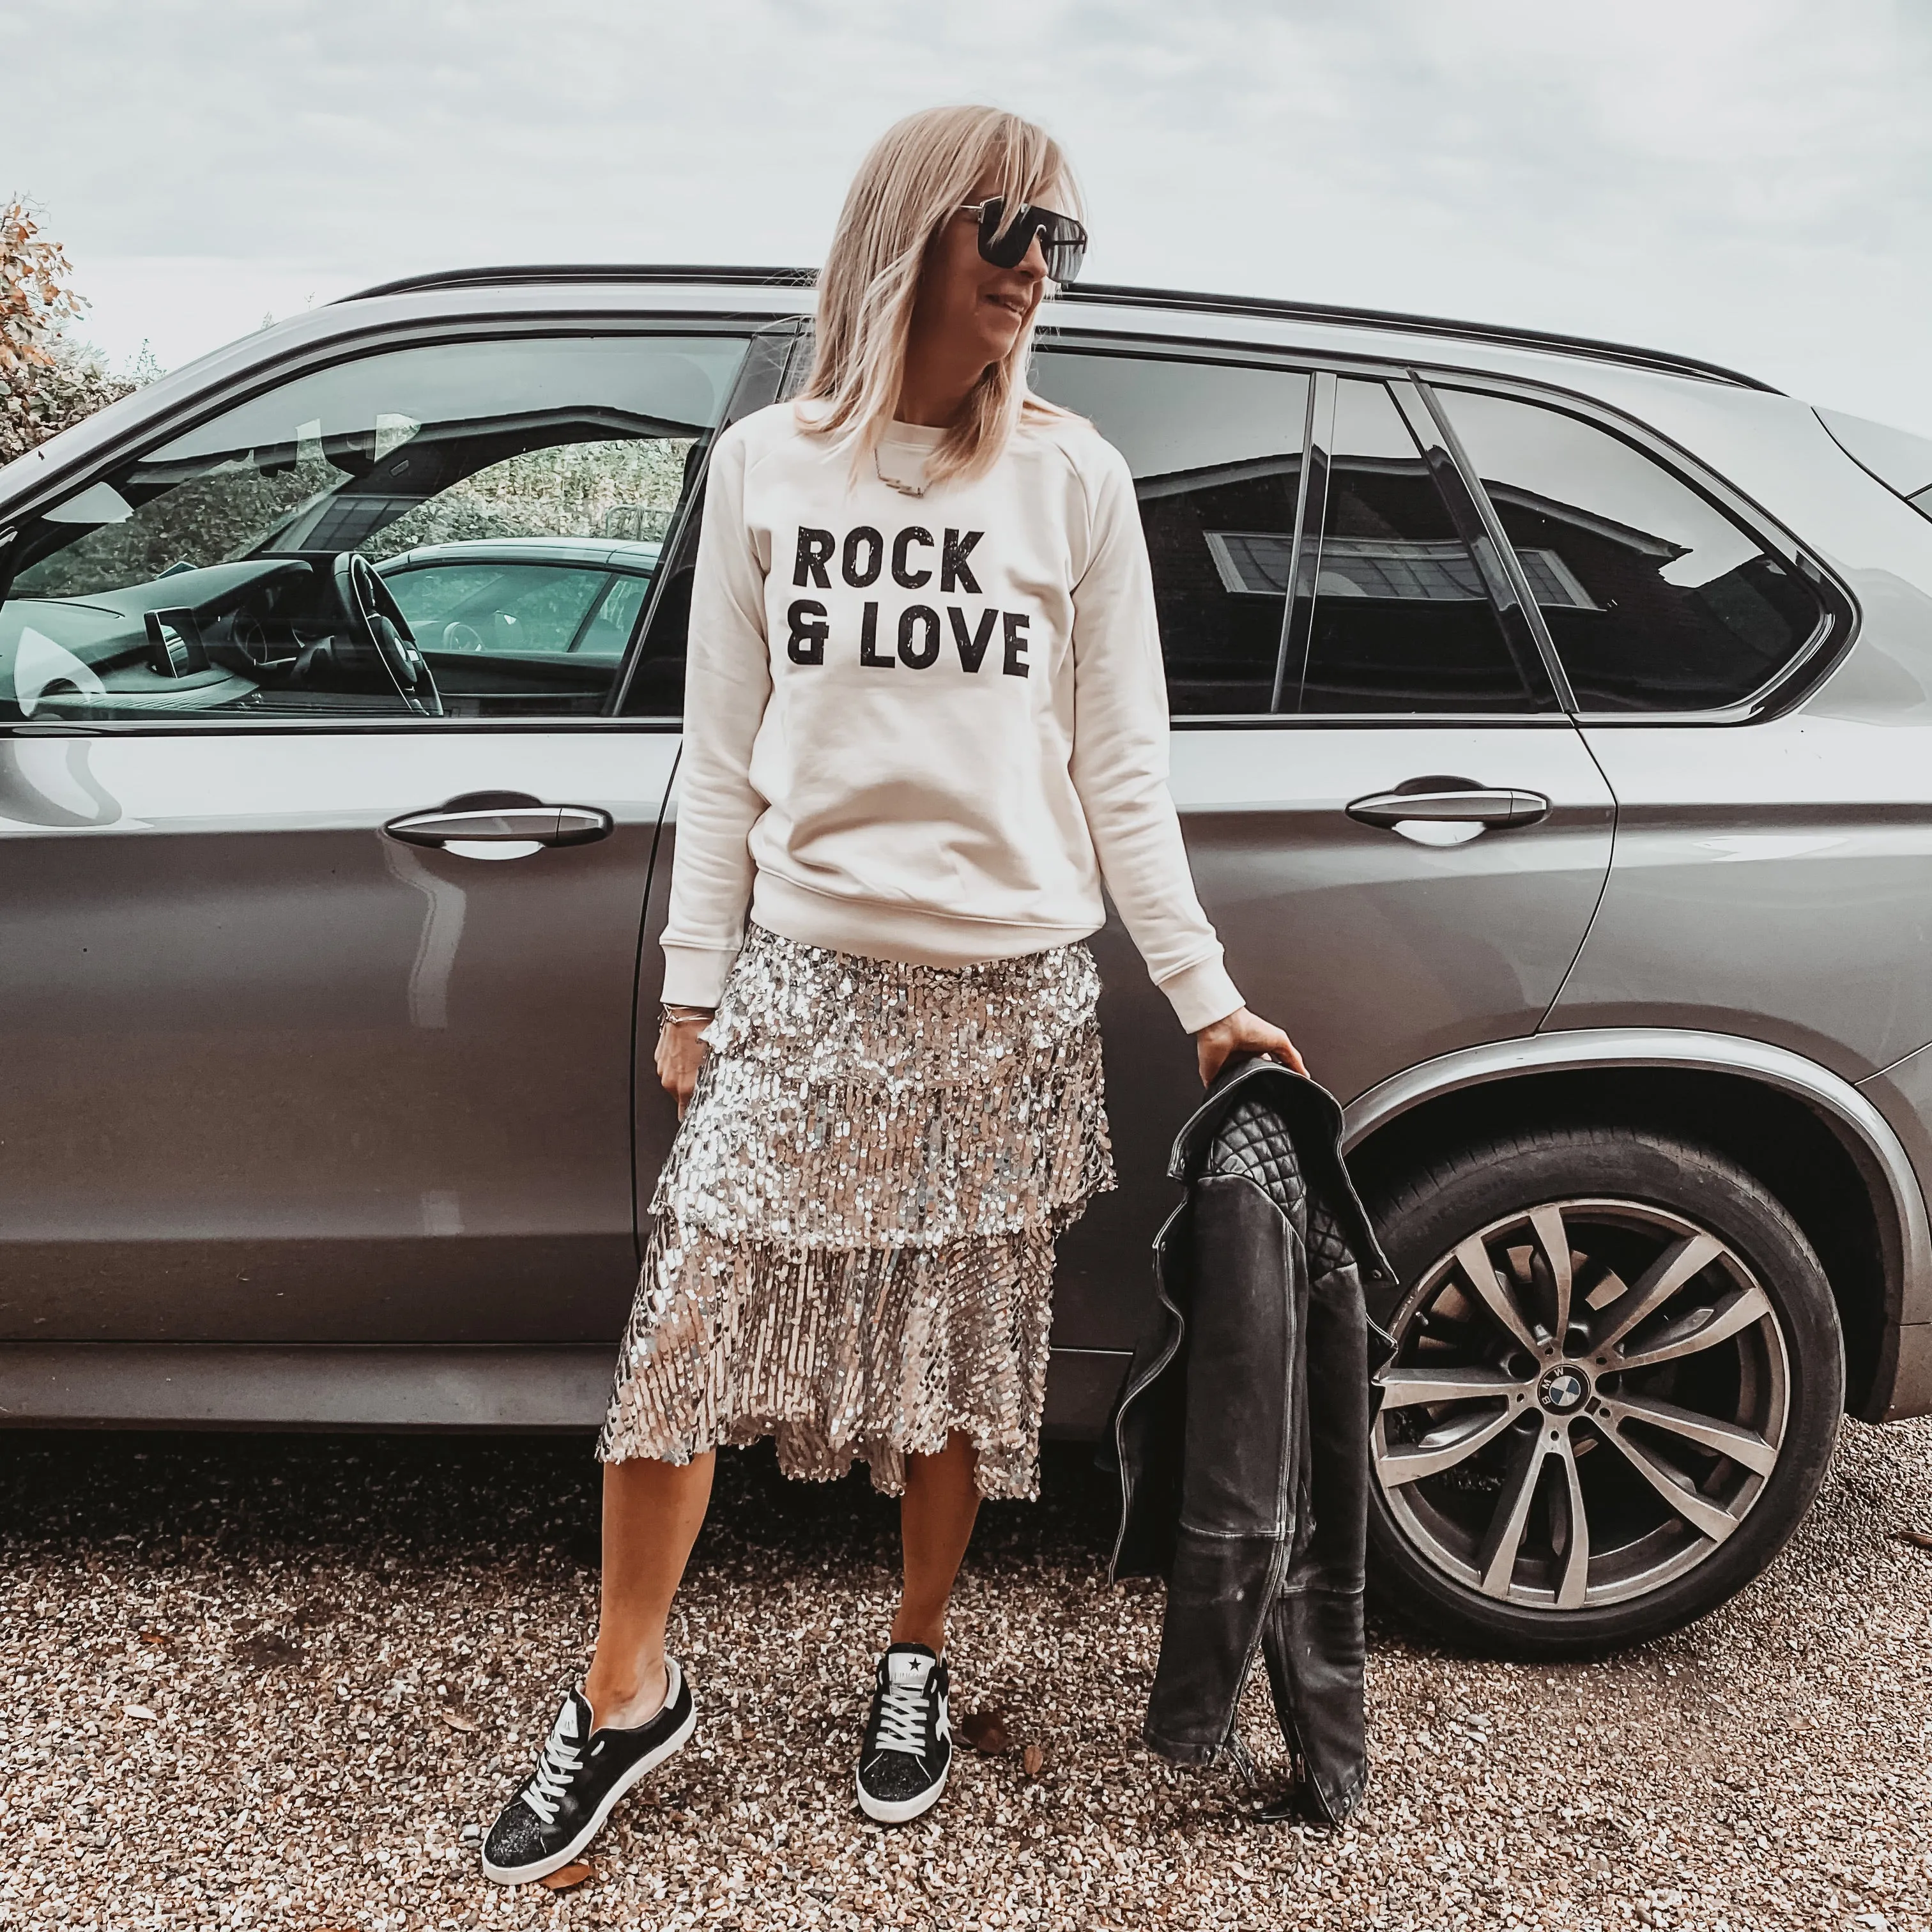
[
  {"x1": 481, "y1": 1660, "x2": 696, "y2": 1885},
  {"x1": 855, "y1": 1643, "x2": 951, "y2": 1824}
]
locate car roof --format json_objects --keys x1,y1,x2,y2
[
  {"x1": 0, "y1": 263, "x2": 1799, "y2": 516},
  {"x1": 339, "y1": 263, "x2": 1777, "y2": 394},
  {"x1": 377, "y1": 536, "x2": 663, "y2": 572}
]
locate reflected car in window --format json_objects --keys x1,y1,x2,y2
[
  {"x1": 3, "y1": 266, "x2": 1931, "y2": 1662},
  {"x1": 378, "y1": 537, "x2": 661, "y2": 717}
]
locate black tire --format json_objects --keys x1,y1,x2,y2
[{"x1": 1362, "y1": 1124, "x2": 1844, "y2": 1657}]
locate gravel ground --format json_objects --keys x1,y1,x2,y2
[{"x1": 1, "y1": 1415, "x2": 1928, "y2": 1932}]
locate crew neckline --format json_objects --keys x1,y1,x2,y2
[{"x1": 880, "y1": 418, "x2": 949, "y2": 448}]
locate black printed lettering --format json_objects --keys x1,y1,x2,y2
[
  {"x1": 1002, "y1": 610, "x2": 1031, "y2": 678},
  {"x1": 842, "y1": 526, "x2": 884, "y2": 588},
  {"x1": 786, "y1": 599, "x2": 829, "y2": 665},
  {"x1": 891, "y1": 525, "x2": 935, "y2": 588},
  {"x1": 898, "y1": 605, "x2": 941, "y2": 670},
  {"x1": 793, "y1": 527, "x2": 834, "y2": 589},
  {"x1": 940, "y1": 528, "x2": 984, "y2": 595},
  {"x1": 859, "y1": 601, "x2": 893, "y2": 666},
  {"x1": 948, "y1": 606, "x2": 997, "y2": 673}
]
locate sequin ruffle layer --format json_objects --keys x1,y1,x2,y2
[{"x1": 598, "y1": 924, "x2": 1114, "y2": 1499}]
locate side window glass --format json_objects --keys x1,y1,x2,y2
[
  {"x1": 1028, "y1": 350, "x2": 1309, "y2": 715},
  {"x1": 1437, "y1": 389, "x2": 1826, "y2": 711},
  {"x1": 1, "y1": 335, "x2": 744, "y2": 724},
  {"x1": 1295, "y1": 379, "x2": 1551, "y2": 714}
]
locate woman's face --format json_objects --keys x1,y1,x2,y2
[{"x1": 910, "y1": 177, "x2": 1055, "y2": 371}]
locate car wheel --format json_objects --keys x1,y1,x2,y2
[{"x1": 1362, "y1": 1124, "x2": 1844, "y2": 1655}]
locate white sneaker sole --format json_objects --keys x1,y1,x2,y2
[
  {"x1": 855, "y1": 1751, "x2": 951, "y2": 1825},
  {"x1": 481, "y1": 1693, "x2": 696, "y2": 1885}
]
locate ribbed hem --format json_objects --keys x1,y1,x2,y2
[
  {"x1": 665, "y1": 886, "x2": 1243, "y2": 1032},
  {"x1": 750, "y1": 872, "x2": 1098, "y2": 970},
  {"x1": 1158, "y1": 955, "x2": 1244, "y2": 1034}
]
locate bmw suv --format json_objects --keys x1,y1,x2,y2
[{"x1": 3, "y1": 264, "x2": 1929, "y2": 1655}]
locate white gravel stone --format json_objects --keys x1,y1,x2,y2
[{"x1": 0, "y1": 1414, "x2": 1927, "y2": 1929}]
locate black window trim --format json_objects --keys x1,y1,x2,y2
[
  {"x1": 1034, "y1": 337, "x2": 1572, "y2": 726},
  {"x1": 0, "y1": 316, "x2": 783, "y2": 740},
  {"x1": 714, "y1": 316, "x2": 1855, "y2": 726},
  {"x1": 1409, "y1": 370, "x2": 1857, "y2": 726}
]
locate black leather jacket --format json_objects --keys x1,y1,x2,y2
[{"x1": 1105, "y1": 1054, "x2": 1395, "y2": 1824}]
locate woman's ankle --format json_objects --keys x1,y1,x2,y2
[
  {"x1": 889, "y1": 1611, "x2": 947, "y2": 1653},
  {"x1": 583, "y1": 1653, "x2": 670, "y2": 1731}
]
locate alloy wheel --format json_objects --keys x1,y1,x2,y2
[{"x1": 1370, "y1": 1197, "x2": 1791, "y2": 1611}]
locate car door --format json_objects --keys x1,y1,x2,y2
[
  {"x1": 0, "y1": 325, "x2": 776, "y2": 1344},
  {"x1": 1027, "y1": 349, "x2": 1614, "y2": 1351}
]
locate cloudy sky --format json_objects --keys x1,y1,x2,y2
[{"x1": 8, "y1": 0, "x2": 1932, "y2": 430}]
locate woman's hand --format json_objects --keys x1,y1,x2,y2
[
  {"x1": 1195, "y1": 1006, "x2": 1308, "y2": 1087},
  {"x1": 655, "y1": 1010, "x2": 714, "y2": 1119}
]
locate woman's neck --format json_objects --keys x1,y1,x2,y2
[{"x1": 895, "y1": 341, "x2": 986, "y2": 428}]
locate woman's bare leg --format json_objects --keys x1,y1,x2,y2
[
  {"x1": 891, "y1": 1432, "x2": 982, "y2": 1652},
  {"x1": 582, "y1": 1452, "x2": 715, "y2": 1729}
]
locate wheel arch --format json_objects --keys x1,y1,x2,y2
[{"x1": 1342, "y1": 1028, "x2": 1930, "y2": 1423}]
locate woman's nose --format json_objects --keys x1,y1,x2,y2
[{"x1": 1016, "y1": 231, "x2": 1049, "y2": 280}]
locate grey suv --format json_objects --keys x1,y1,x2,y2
[{"x1": 4, "y1": 266, "x2": 1929, "y2": 1657}]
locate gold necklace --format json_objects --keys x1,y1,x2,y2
[{"x1": 873, "y1": 448, "x2": 928, "y2": 498}]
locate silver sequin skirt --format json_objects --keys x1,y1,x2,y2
[{"x1": 596, "y1": 923, "x2": 1116, "y2": 1500}]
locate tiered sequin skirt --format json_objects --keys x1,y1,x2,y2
[{"x1": 597, "y1": 923, "x2": 1116, "y2": 1500}]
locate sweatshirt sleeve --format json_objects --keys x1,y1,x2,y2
[
  {"x1": 658, "y1": 424, "x2": 773, "y2": 1006},
  {"x1": 1067, "y1": 439, "x2": 1245, "y2": 1034}
]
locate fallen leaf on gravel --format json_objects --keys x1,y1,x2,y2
[
  {"x1": 1022, "y1": 1743, "x2": 1045, "y2": 1778},
  {"x1": 439, "y1": 1708, "x2": 480, "y2": 1733},
  {"x1": 123, "y1": 1704, "x2": 157, "y2": 1722},
  {"x1": 959, "y1": 1709, "x2": 1009, "y2": 1754},
  {"x1": 137, "y1": 1629, "x2": 168, "y2": 1646},
  {"x1": 539, "y1": 1862, "x2": 594, "y2": 1892},
  {"x1": 1899, "y1": 1528, "x2": 1932, "y2": 1550}
]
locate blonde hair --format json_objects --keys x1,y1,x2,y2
[{"x1": 801, "y1": 105, "x2": 1080, "y2": 486}]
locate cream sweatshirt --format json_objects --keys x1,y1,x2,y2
[{"x1": 659, "y1": 399, "x2": 1245, "y2": 1034}]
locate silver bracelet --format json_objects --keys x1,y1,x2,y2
[{"x1": 659, "y1": 1002, "x2": 714, "y2": 1031}]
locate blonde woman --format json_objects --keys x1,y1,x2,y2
[{"x1": 483, "y1": 103, "x2": 1301, "y2": 1882}]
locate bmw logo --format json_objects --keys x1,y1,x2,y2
[{"x1": 1538, "y1": 1365, "x2": 1591, "y2": 1414}]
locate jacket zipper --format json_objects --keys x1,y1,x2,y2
[
  {"x1": 1108, "y1": 1200, "x2": 1190, "y2": 1581},
  {"x1": 1213, "y1": 1202, "x2": 1304, "y2": 1769}
]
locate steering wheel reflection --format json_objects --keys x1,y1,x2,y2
[{"x1": 332, "y1": 552, "x2": 445, "y2": 717}]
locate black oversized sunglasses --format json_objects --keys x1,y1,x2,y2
[{"x1": 960, "y1": 196, "x2": 1088, "y2": 284}]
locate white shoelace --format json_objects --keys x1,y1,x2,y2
[
  {"x1": 520, "y1": 1700, "x2": 584, "y2": 1826},
  {"x1": 873, "y1": 1676, "x2": 930, "y2": 1756}
]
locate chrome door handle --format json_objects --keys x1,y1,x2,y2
[
  {"x1": 1346, "y1": 785, "x2": 1551, "y2": 830},
  {"x1": 383, "y1": 802, "x2": 614, "y2": 848}
]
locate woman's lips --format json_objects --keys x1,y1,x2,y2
[{"x1": 984, "y1": 291, "x2": 1028, "y2": 320}]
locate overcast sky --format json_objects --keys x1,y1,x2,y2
[{"x1": 8, "y1": 0, "x2": 1932, "y2": 431}]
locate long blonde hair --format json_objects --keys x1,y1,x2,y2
[{"x1": 801, "y1": 105, "x2": 1080, "y2": 486}]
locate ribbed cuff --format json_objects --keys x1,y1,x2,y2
[
  {"x1": 1158, "y1": 954, "x2": 1244, "y2": 1035},
  {"x1": 660, "y1": 942, "x2": 739, "y2": 1008}
]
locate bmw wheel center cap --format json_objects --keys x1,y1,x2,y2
[{"x1": 1538, "y1": 1363, "x2": 1592, "y2": 1414}]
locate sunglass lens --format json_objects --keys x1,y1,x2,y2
[{"x1": 1046, "y1": 231, "x2": 1085, "y2": 283}]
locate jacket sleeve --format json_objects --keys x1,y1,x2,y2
[
  {"x1": 1068, "y1": 439, "x2": 1244, "y2": 1034},
  {"x1": 659, "y1": 423, "x2": 772, "y2": 1006}
]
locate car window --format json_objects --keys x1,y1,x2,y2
[
  {"x1": 387, "y1": 563, "x2": 613, "y2": 655},
  {"x1": 1292, "y1": 379, "x2": 1554, "y2": 714},
  {"x1": 1436, "y1": 388, "x2": 1827, "y2": 712},
  {"x1": 1027, "y1": 350, "x2": 1310, "y2": 715},
  {"x1": 578, "y1": 572, "x2": 650, "y2": 657},
  {"x1": 1, "y1": 334, "x2": 744, "y2": 724}
]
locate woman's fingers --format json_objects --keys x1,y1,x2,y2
[{"x1": 657, "y1": 1025, "x2": 709, "y2": 1119}]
